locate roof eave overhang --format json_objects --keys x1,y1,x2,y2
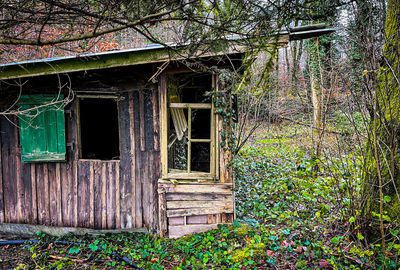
[{"x1": 0, "y1": 44, "x2": 247, "y2": 80}]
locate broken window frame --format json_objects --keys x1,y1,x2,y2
[{"x1": 160, "y1": 73, "x2": 219, "y2": 180}]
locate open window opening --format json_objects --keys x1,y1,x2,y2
[
  {"x1": 79, "y1": 98, "x2": 120, "y2": 160},
  {"x1": 166, "y1": 73, "x2": 215, "y2": 177}
]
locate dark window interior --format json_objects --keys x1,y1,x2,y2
[
  {"x1": 79, "y1": 98, "x2": 120, "y2": 160},
  {"x1": 172, "y1": 73, "x2": 212, "y2": 103}
]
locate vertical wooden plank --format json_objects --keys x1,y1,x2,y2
[
  {"x1": 118, "y1": 92, "x2": 132, "y2": 229},
  {"x1": 61, "y1": 99, "x2": 78, "y2": 227},
  {"x1": 77, "y1": 161, "x2": 90, "y2": 227},
  {"x1": 107, "y1": 162, "x2": 115, "y2": 229},
  {"x1": 208, "y1": 214, "x2": 216, "y2": 224},
  {"x1": 158, "y1": 188, "x2": 167, "y2": 237},
  {"x1": 115, "y1": 162, "x2": 121, "y2": 229},
  {"x1": 133, "y1": 91, "x2": 143, "y2": 228},
  {"x1": 36, "y1": 164, "x2": 45, "y2": 224},
  {"x1": 150, "y1": 152, "x2": 156, "y2": 229},
  {"x1": 14, "y1": 120, "x2": 23, "y2": 222},
  {"x1": 61, "y1": 162, "x2": 72, "y2": 227},
  {"x1": 144, "y1": 90, "x2": 154, "y2": 151},
  {"x1": 101, "y1": 163, "x2": 107, "y2": 229},
  {"x1": 160, "y1": 74, "x2": 168, "y2": 177},
  {"x1": 128, "y1": 92, "x2": 136, "y2": 227},
  {"x1": 213, "y1": 74, "x2": 220, "y2": 181},
  {"x1": 43, "y1": 164, "x2": 50, "y2": 225},
  {"x1": 142, "y1": 152, "x2": 151, "y2": 228},
  {"x1": 89, "y1": 162, "x2": 95, "y2": 228},
  {"x1": 55, "y1": 163, "x2": 63, "y2": 226},
  {"x1": 1, "y1": 120, "x2": 13, "y2": 223},
  {"x1": 73, "y1": 100, "x2": 80, "y2": 227},
  {"x1": 152, "y1": 87, "x2": 160, "y2": 151},
  {"x1": 153, "y1": 151, "x2": 162, "y2": 231},
  {"x1": 73, "y1": 160, "x2": 79, "y2": 227},
  {"x1": 139, "y1": 91, "x2": 145, "y2": 152},
  {"x1": 93, "y1": 161, "x2": 103, "y2": 229},
  {"x1": 0, "y1": 119, "x2": 5, "y2": 223},
  {"x1": 3, "y1": 116, "x2": 18, "y2": 223},
  {"x1": 31, "y1": 164, "x2": 37, "y2": 224},
  {"x1": 216, "y1": 74, "x2": 226, "y2": 183},
  {"x1": 48, "y1": 163, "x2": 58, "y2": 226},
  {"x1": 20, "y1": 162, "x2": 32, "y2": 223}
]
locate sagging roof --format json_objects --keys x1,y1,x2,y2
[{"x1": 0, "y1": 25, "x2": 335, "y2": 80}]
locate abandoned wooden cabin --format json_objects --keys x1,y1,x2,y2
[
  {"x1": 0, "y1": 26, "x2": 334, "y2": 238},
  {"x1": 0, "y1": 43, "x2": 245, "y2": 238}
]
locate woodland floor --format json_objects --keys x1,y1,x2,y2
[{"x1": 0, "y1": 123, "x2": 399, "y2": 269}]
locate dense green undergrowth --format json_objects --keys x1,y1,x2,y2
[{"x1": 2, "y1": 126, "x2": 400, "y2": 269}]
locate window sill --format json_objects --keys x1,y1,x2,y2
[
  {"x1": 78, "y1": 159, "x2": 120, "y2": 162},
  {"x1": 158, "y1": 178, "x2": 227, "y2": 185}
]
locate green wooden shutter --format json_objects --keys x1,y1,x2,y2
[{"x1": 18, "y1": 95, "x2": 66, "y2": 162}]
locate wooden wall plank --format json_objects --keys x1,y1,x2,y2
[
  {"x1": 55, "y1": 163, "x2": 62, "y2": 226},
  {"x1": 166, "y1": 200, "x2": 233, "y2": 209},
  {"x1": 93, "y1": 161, "x2": 103, "y2": 229},
  {"x1": 118, "y1": 92, "x2": 133, "y2": 229},
  {"x1": 168, "y1": 217, "x2": 184, "y2": 226},
  {"x1": 167, "y1": 206, "x2": 234, "y2": 218},
  {"x1": 152, "y1": 151, "x2": 161, "y2": 232},
  {"x1": 158, "y1": 183, "x2": 233, "y2": 194},
  {"x1": 0, "y1": 120, "x2": 4, "y2": 223},
  {"x1": 128, "y1": 92, "x2": 136, "y2": 228},
  {"x1": 142, "y1": 152, "x2": 151, "y2": 228},
  {"x1": 187, "y1": 215, "x2": 208, "y2": 224},
  {"x1": 48, "y1": 163, "x2": 58, "y2": 226},
  {"x1": 144, "y1": 89, "x2": 154, "y2": 151},
  {"x1": 43, "y1": 164, "x2": 50, "y2": 225},
  {"x1": 106, "y1": 162, "x2": 114, "y2": 229},
  {"x1": 36, "y1": 164, "x2": 45, "y2": 224},
  {"x1": 61, "y1": 162, "x2": 72, "y2": 227},
  {"x1": 169, "y1": 224, "x2": 219, "y2": 238},
  {"x1": 101, "y1": 163, "x2": 107, "y2": 229},
  {"x1": 152, "y1": 87, "x2": 160, "y2": 151},
  {"x1": 62, "y1": 99, "x2": 78, "y2": 227},
  {"x1": 71, "y1": 100, "x2": 79, "y2": 228},
  {"x1": 73, "y1": 160, "x2": 78, "y2": 227},
  {"x1": 166, "y1": 193, "x2": 231, "y2": 201},
  {"x1": 0, "y1": 117, "x2": 14, "y2": 223},
  {"x1": 115, "y1": 162, "x2": 121, "y2": 229},
  {"x1": 89, "y1": 162, "x2": 95, "y2": 228},
  {"x1": 2, "y1": 117, "x2": 18, "y2": 223},
  {"x1": 158, "y1": 188, "x2": 167, "y2": 237},
  {"x1": 77, "y1": 161, "x2": 90, "y2": 227},
  {"x1": 31, "y1": 164, "x2": 37, "y2": 224},
  {"x1": 159, "y1": 74, "x2": 168, "y2": 177},
  {"x1": 133, "y1": 91, "x2": 143, "y2": 228},
  {"x1": 20, "y1": 161, "x2": 33, "y2": 223},
  {"x1": 139, "y1": 91, "x2": 145, "y2": 151},
  {"x1": 14, "y1": 122, "x2": 23, "y2": 223}
]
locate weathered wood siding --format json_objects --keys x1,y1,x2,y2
[
  {"x1": 0, "y1": 87, "x2": 161, "y2": 230},
  {"x1": 158, "y1": 181, "x2": 234, "y2": 238}
]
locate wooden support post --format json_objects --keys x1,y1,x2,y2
[
  {"x1": 158, "y1": 188, "x2": 167, "y2": 237},
  {"x1": 115, "y1": 162, "x2": 121, "y2": 229},
  {"x1": 89, "y1": 163, "x2": 95, "y2": 228},
  {"x1": 128, "y1": 92, "x2": 136, "y2": 228},
  {"x1": 139, "y1": 91, "x2": 145, "y2": 152},
  {"x1": 160, "y1": 74, "x2": 168, "y2": 178}
]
